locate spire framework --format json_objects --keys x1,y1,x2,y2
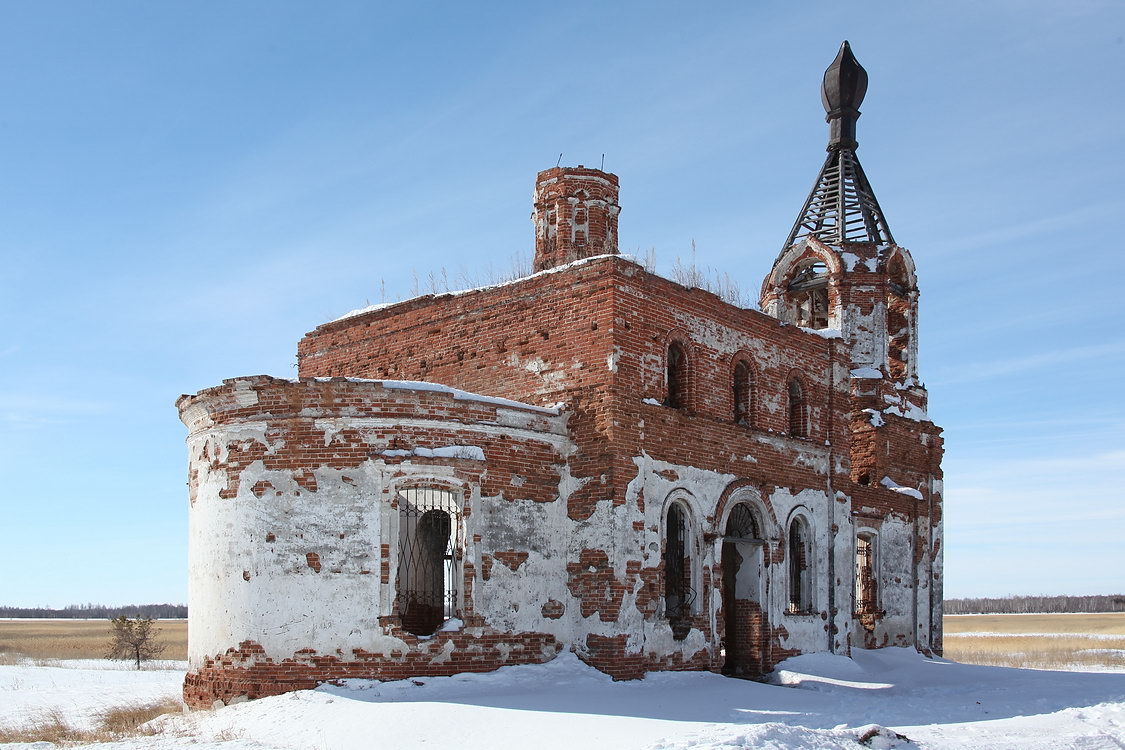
[
  {"x1": 783, "y1": 148, "x2": 895, "y2": 248},
  {"x1": 782, "y1": 41, "x2": 895, "y2": 249}
]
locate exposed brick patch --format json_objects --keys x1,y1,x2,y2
[
  {"x1": 566, "y1": 549, "x2": 623, "y2": 622},
  {"x1": 541, "y1": 600, "x2": 565, "y2": 619},
  {"x1": 493, "y1": 550, "x2": 529, "y2": 571},
  {"x1": 293, "y1": 469, "x2": 318, "y2": 493},
  {"x1": 250, "y1": 481, "x2": 274, "y2": 499},
  {"x1": 632, "y1": 563, "x2": 662, "y2": 617},
  {"x1": 184, "y1": 633, "x2": 562, "y2": 708},
  {"x1": 581, "y1": 634, "x2": 645, "y2": 680},
  {"x1": 305, "y1": 552, "x2": 321, "y2": 573}
]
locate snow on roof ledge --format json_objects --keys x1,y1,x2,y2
[
  {"x1": 850, "y1": 367, "x2": 883, "y2": 379},
  {"x1": 880, "y1": 476, "x2": 923, "y2": 500},
  {"x1": 801, "y1": 326, "x2": 843, "y2": 339},
  {"x1": 331, "y1": 301, "x2": 393, "y2": 322},
  {"x1": 329, "y1": 253, "x2": 630, "y2": 324}
]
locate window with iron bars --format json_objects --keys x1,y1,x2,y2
[
  {"x1": 396, "y1": 486, "x2": 461, "y2": 636},
  {"x1": 664, "y1": 503, "x2": 695, "y2": 640},
  {"x1": 855, "y1": 534, "x2": 878, "y2": 615},
  {"x1": 787, "y1": 517, "x2": 812, "y2": 614}
]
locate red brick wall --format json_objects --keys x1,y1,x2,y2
[
  {"x1": 184, "y1": 632, "x2": 561, "y2": 708},
  {"x1": 187, "y1": 249, "x2": 943, "y2": 701}
]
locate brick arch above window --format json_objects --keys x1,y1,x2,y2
[
  {"x1": 882, "y1": 247, "x2": 918, "y2": 290},
  {"x1": 761, "y1": 237, "x2": 846, "y2": 297},
  {"x1": 715, "y1": 481, "x2": 779, "y2": 544},
  {"x1": 759, "y1": 238, "x2": 846, "y2": 326}
]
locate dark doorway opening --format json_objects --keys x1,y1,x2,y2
[{"x1": 721, "y1": 503, "x2": 769, "y2": 677}]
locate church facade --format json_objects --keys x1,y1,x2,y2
[{"x1": 178, "y1": 42, "x2": 943, "y2": 708}]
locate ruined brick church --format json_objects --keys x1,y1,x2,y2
[{"x1": 179, "y1": 42, "x2": 943, "y2": 707}]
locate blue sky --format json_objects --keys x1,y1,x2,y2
[{"x1": 1, "y1": 1, "x2": 1122, "y2": 606}]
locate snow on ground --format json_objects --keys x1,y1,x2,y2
[
  {"x1": 11, "y1": 659, "x2": 188, "y2": 671},
  {"x1": 2, "y1": 649, "x2": 1124, "y2": 749},
  {"x1": 0, "y1": 660, "x2": 184, "y2": 731}
]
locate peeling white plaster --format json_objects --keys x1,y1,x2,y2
[
  {"x1": 233, "y1": 384, "x2": 260, "y2": 407},
  {"x1": 793, "y1": 452, "x2": 829, "y2": 475},
  {"x1": 381, "y1": 446, "x2": 486, "y2": 461},
  {"x1": 607, "y1": 347, "x2": 622, "y2": 372}
]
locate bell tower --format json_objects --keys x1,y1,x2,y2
[{"x1": 761, "y1": 41, "x2": 921, "y2": 388}]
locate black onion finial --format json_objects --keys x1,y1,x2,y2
[{"x1": 821, "y1": 41, "x2": 868, "y2": 151}]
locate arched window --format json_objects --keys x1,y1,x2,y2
[
  {"x1": 886, "y1": 255, "x2": 912, "y2": 380},
  {"x1": 788, "y1": 379, "x2": 808, "y2": 438},
  {"x1": 726, "y1": 502, "x2": 761, "y2": 539},
  {"x1": 733, "y1": 360, "x2": 752, "y2": 426},
  {"x1": 789, "y1": 261, "x2": 830, "y2": 329},
  {"x1": 664, "y1": 502, "x2": 694, "y2": 640},
  {"x1": 664, "y1": 342, "x2": 687, "y2": 409},
  {"x1": 787, "y1": 516, "x2": 812, "y2": 613},
  {"x1": 397, "y1": 487, "x2": 460, "y2": 636},
  {"x1": 855, "y1": 533, "x2": 878, "y2": 615}
]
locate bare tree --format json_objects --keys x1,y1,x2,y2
[{"x1": 106, "y1": 615, "x2": 166, "y2": 669}]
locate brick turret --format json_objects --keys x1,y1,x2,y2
[{"x1": 532, "y1": 166, "x2": 620, "y2": 272}]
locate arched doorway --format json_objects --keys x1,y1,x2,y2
[{"x1": 722, "y1": 503, "x2": 769, "y2": 676}]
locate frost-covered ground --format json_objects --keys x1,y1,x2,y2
[
  {"x1": 2, "y1": 649, "x2": 1124, "y2": 749},
  {"x1": 0, "y1": 661, "x2": 185, "y2": 732}
]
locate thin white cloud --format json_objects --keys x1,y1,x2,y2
[
  {"x1": 931, "y1": 201, "x2": 1125, "y2": 258},
  {"x1": 929, "y1": 341, "x2": 1125, "y2": 386}
]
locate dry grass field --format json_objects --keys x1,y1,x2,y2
[
  {"x1": 2, "y1": 614, "x2": 1123, "y2": 672},
  {"x1": 0, "y1": 619, "x2": 187, "y2": 662},
  {"x1": 943, "y1": 612, "x2": 1125, "y2": 670},
  {"x1": 0, "y1": 698, "x2": 184, "y2": 745}
]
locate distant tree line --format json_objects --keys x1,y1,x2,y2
[
  {"x1": 945, "y1": 595, "x2": 1125, "y2": 614},
  {"x1": 5, "y1": 597, "x2": 1122, "y2": 618},
  {"x1": 0, "y1": 603, "x2": 187, "y2": 619}
]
